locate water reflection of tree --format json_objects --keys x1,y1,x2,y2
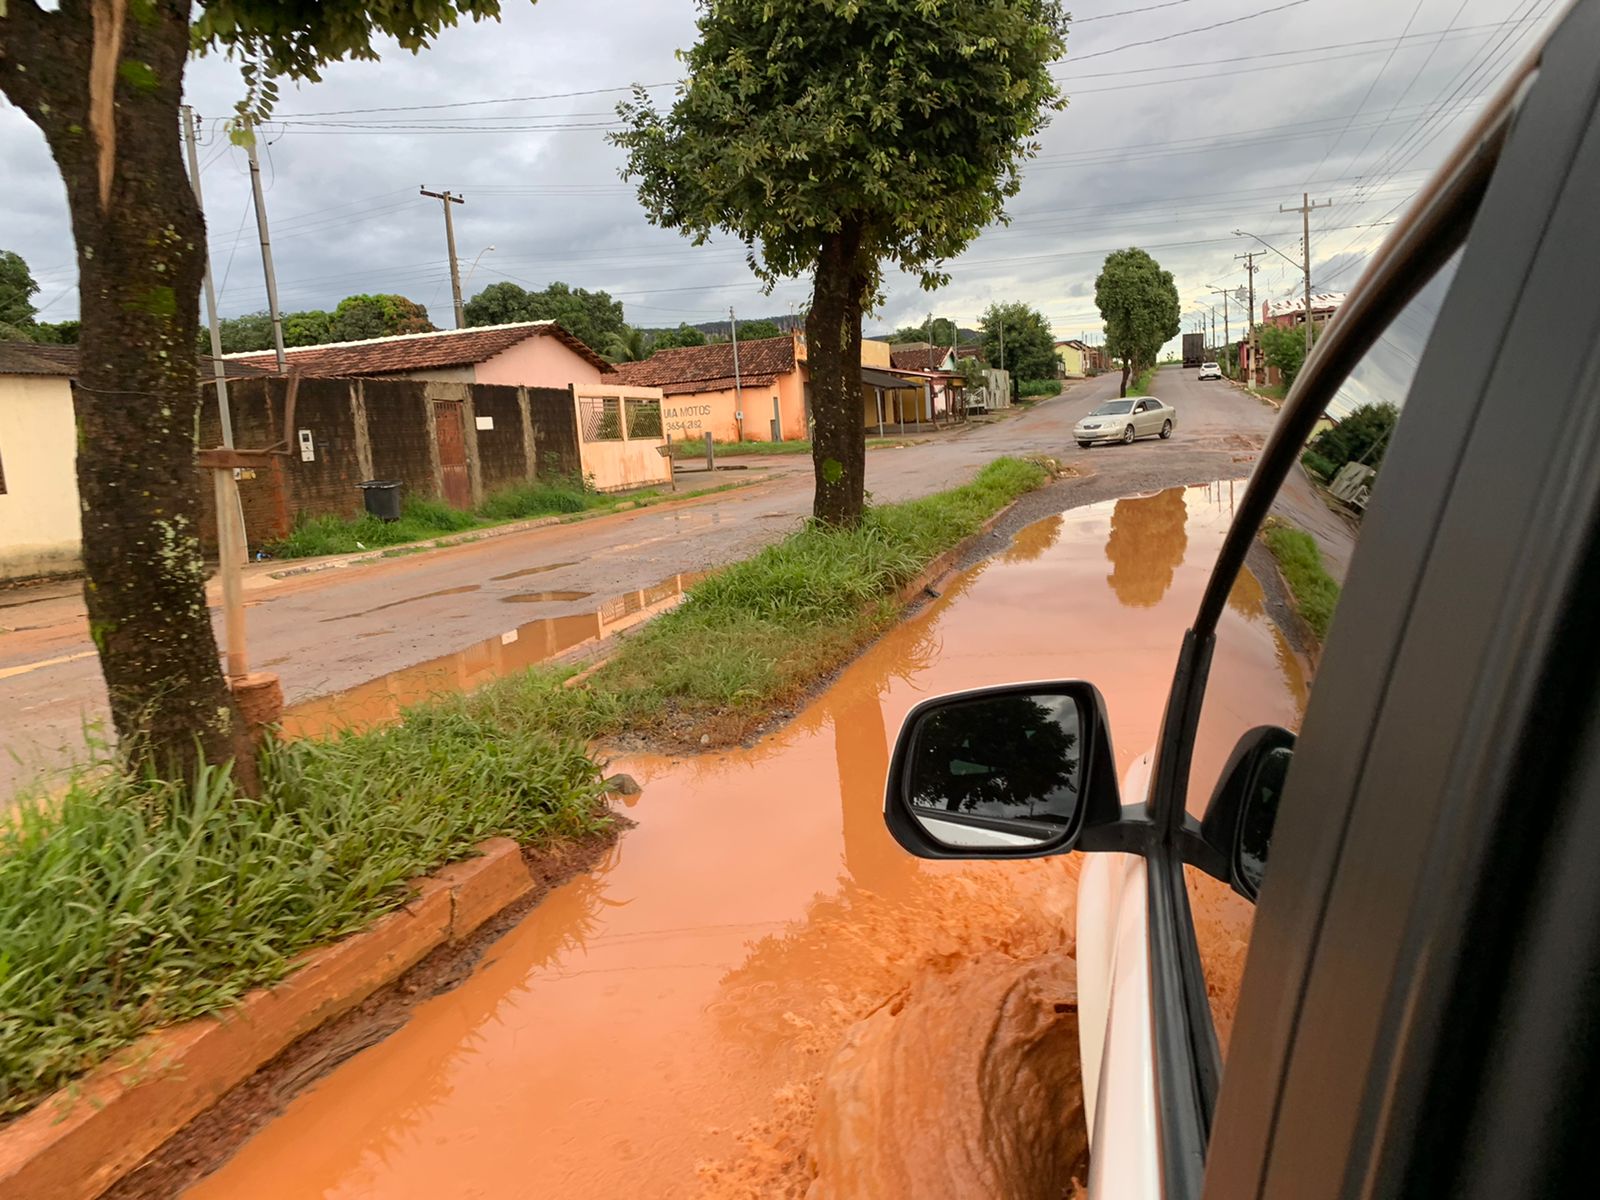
[
  {"x1": 1105, "y1": 488, "x2": 1189, "y2": 607},
  {"x1": 910, "y1": 697, "x2": 1077, "y2": 820},
  {"x1": 1002, "y1": 513, "x2": 1063, "y2": 563}
]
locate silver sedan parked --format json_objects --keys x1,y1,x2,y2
[{"x1": 1074, "y1": 396, "x2": 1175, "y2": 447}]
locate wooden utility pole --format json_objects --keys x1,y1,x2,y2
[
  {"x1": 421, "y1": 187, "x2": 466, "y2": 328},
  {"x1": 244, "y1": 122, "x2": 287, "y2": 372},
  {"x1": 181, "y1": 107, "x2": 233, "y2": 445},
  {"x1": 1281, "y1": 192, "x2": 1333, "y2": 353},
  {"x1": 1206, "y1": 284, "x2": 1231, "y2": 358}
]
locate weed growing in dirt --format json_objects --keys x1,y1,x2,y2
[
  {"x1": 0, "y1": 707, "x2": 607, "y2": 1119},
  {"x1": 1265, "y1": 521, "x2": 1341, "y2": 640}
]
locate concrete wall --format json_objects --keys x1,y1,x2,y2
[
  {"x1": 365, "y1": 379, "x2": 439, "y2": 502},
  {"x1": 474, "y1": 334, "x2": 605, "y2": 388},
  {"x1": 0, "y1": 375, "x2": 82, "y2": 580},
  {"x1": 574, "y1": 385, "x2": 672, "y2": 492},
  {"x1": 470, "y1": 385, "x2": 529, "y2": 494},
  {"x1": 660, "y1": 374, "x2": 808, "y2": 445},
  {"x1": 528, "y1": 386, "x2": 581, "y2": 480}
]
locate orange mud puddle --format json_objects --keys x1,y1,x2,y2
[{"x1": 191, "y1": 482, "x2": 1292, "y2": 1199}]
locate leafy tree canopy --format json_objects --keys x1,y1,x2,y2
[
  {"x1": 0, "y1": 249, "x2": 41, "y2": 330},
  {"x1": 736, "y1": 319, "x2": 782, "y2": 341},
  {"x1": 1095, "y1": 247, "x2": 1180, "y2": 393},
  {"x1": 1310, "y1": 401, "x2": 1398, "y2": 473},
  {"x1": 462, "y1": 280, "x2": 626, "y2": 354},
  {"x1": 979, "y1": 301, "x2": 1057, "y2": 381},
  {"x1": 1258, "y1": 322, "x2": 1308, "y2": 389},
  {"x1": 650, "y1": 323, "x2": 707, "y2": 349},
  {"x1": 891, "y1": 317, "x2": 961, "y2": 346},
  {"x1": 330, "y1": 293, "x2": 434, "y2": 342}
]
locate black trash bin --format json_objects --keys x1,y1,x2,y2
[{"x1": 358, "y1": 480, "x2": 404, "y2": 522}]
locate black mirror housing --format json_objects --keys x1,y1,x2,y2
[
  {"x1": 1197, "y1": 724, "x2": 1297, "y2": 901},
  {"x1": 883, "y1": 681, "x2": 1123, "y2": 860}
]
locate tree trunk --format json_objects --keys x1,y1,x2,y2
[
  {"x1": 808, "y1": 221, "x2": 867, "y2": 527},
  {"x1": 1, "y1": 0, "x2": 242, "y2": 779},
  {"x1": 1119, "y1": 359, "x2": 1132, "y2": 398}
]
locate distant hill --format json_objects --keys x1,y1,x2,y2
[{"x1": 638, "y1": 314, "x2": 803, "y2": 337}]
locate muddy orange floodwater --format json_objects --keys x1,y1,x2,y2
[{"x1": 192, "y1": 482, "x2": 1292, "y2": 1199}]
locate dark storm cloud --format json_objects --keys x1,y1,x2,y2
[{"x1": 0, "y1": 0, "x2": 1560, "y2": 343}]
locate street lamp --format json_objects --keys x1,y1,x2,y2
[
  {"x1": 461, "y1": 244, "x2": 496, "y2": 291},
  {"x1": 1232, "y1": 228, "x2": 1300, "y2": 271}
]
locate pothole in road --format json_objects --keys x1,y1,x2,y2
[
  {"x1": 501, "y1": 591, "x2": 594, "y2": 604},
  {"x1": 490, "y1": 561, "x2": 579, "y2": 582}
]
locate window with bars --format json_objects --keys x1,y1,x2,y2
[
  {"x1": 578, "y1": 395, "x2": 622, "y2": 442},
  {"x1": 625, "y1": 398, "x2": 662, "y2": 439}
]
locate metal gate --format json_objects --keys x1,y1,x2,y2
[{"x1": 432, "y1": 400, "x2": 472, "y2": 509}]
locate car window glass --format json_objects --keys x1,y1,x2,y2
[{"x1": 1182, "y1": 253, "x2": 1461, "y2": 1057}]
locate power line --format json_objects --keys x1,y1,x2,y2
[
  {"x1": 1077, "y1": 0, "x2": 1200, "y2": 21},
  {"x1": 1064, "y1": 0, "x2": 1315, "y2": 65}
]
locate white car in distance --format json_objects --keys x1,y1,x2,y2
[{"x1": 1197, "y1": 361, "x2": 1223, "y2": 380}]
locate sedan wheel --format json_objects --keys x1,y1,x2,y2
[
  {"x1": 1160, "y1": 420, "x2": 1172, "y2": 439},
  {"x1": 1078, "y1": 441, "x2": 1093, "y2": 449},
  {"x1": 1122, "y1": 424, "x2": 1136, "y2": 444}
]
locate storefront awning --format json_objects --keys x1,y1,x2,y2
[{"x1": 861, "y1": 366, "x2": 920, "y2": 389}]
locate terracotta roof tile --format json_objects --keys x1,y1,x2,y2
[
  {"x1": 0, "y1": 341, "x2": 273, "y2": 380},
  {"x1": 659, "y1": 373, "x2": 778, "y2": 396},
  {"x1": 610, "y1": 335, "x2": 796, "y2": 390},
  {"x1": 890, "y1": 346, "x2": 953, "y2": 372},
  {"x1": 228, "y1": 321, "x2": 612, "y2": 377}
]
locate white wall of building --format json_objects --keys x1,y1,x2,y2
[{"x1": 0, "y1": 375, "x2": 82, "y2": 580}]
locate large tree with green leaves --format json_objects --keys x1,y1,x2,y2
[
  {"x1": 0, "y1": 0, "x2": 515, "y2": 779},
  {"x1": 0, "y1": 249, "x2": 42, "y2": 336},
  {"x1": 978, "y1": 301, "x2": 1057, "y2": 381},
  {"x1": 462, "y1": 279, "x2": 626, "y2": 353},
  {"x1": 613, "y1": 0, "x2": 1067, "y2": 525},
  {"x1": 1094, "y1": 247, "x2": 1180, "y2": 397}
]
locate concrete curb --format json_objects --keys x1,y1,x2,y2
[
  {"x1": 255, "y1": 478, "x2": 762, "y2": 584},
  {"x1": 0, "y1": 837, "x2": 542, "y2": 1200}
]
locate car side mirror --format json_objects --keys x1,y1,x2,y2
[
  {"x1": 1198, "y1": 725, "x2": 1297, "y2": 902},
  {"x1": 883, "y1": 681, "x2": 1122, "y2": 859}
]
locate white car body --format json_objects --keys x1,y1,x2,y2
[
  {"x1": 1078, "y1": 752, "x2": 1161, "y2": 1200},
  {"x1": 1197, "y1": 362, "x2": 1223, "y2": 380},
  {"x1": 1074, "y1": 398, "x2": 1176, "y2": 446}
]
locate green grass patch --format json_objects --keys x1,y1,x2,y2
[
  {"x1": 1017, "y1": 378, "x2": 1061, "y2": 399},
  {"x1": 1265, "y1": 521, "x2": 1341, "y2": 641},
  {"x1": 579, "y1": 456, "x2": 1048, "y2": 733},
  {"x1": 1127, "y1": 366, "x2": 1158, "y2": 397},
  {"x1": 0, "y1": 704, "x2": 607, "y2": 1120}
]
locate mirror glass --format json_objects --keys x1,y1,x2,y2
[
  {"x1": 905, "y1": 690, "x2": 1083, "y2": 850},
  {"x1": 1235, "y1": 743, "x2": 1293, "y2": 900}
]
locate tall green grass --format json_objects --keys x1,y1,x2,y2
[
  {"x1": 0, "y1": 705, "x2": 606, "y2": 1119},
  {"x1": 584, "y1": 456, "x2": 1047, "y2": 728},
  {"x1": 1264, "y1": 522, "x2": 1341, "y2": 640}
]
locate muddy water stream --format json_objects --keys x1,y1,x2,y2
[{"x1": 192, "y1": 483, "x2": 1290, "y2": 1199}]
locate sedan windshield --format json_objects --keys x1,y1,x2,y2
[{"x1": 1089, "y1": 400, "x2": 1135, "y2": 416}]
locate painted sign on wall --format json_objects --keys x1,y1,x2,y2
[{"x1": 663, "y1": 402, "x2": 714, "y2": 436}]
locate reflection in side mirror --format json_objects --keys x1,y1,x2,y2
[
  {"x1": 884, "y1": 682, "x2": 1120, "y2": 860},
  {"x1": 1199, "y1": 725, "x2": 1297, "y2": 902}
]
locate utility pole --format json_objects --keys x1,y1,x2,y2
[
  {"x1": 1235, "y1": 250, "x2": 1260, "y2": 384},
  {"x1": 421, "y1": 186, "x2": 466, "y2": 328},
  {"x1": 181, "y1": 106, "x2": 232, "y2": 446},
  {"x1": 729, "y1": 306, "x2": 744, "y2": 442},
  {"x1": 1281, "y1": 191, "x2": 1332, "y2": 353},
  {"x1": 243, "y1": 121, "x2": 286, "y2": 372},
  {"x1": 1206, "y1": 284, "x2": 1231, "y2": 358}
]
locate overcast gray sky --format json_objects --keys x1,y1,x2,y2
[{"x1": 2, "y1": 0, "x2": 1562, "y2": 350}]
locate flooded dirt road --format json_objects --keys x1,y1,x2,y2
[
  {"x1": 188, "y1": 481, "x2": 1290, "y2": 1200},
  {"x1": 0, "y1": 369, "x2": 1275, "y2": 794}
]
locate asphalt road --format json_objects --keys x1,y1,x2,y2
[{"x1": 0, "y1": 367, "x2": 1279, "y2": 792}]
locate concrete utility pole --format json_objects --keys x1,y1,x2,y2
[
  {"x1": 243, "y1": 121, "x2": 287, "y2": 372},
  {"x1": 1281, "y1": 191, "x2": 1333, "y2": 353},
  {"x1": 1206, "y1": 284, "x2": 1231, "y2": 359},
  {"x1": 729, "y1": 307, "x2": 744, "y2": 442},
  {"x1": 421, "y1": 187, "x2": 466, "y2": 328},
  {"x1": 181, "y1": 106, "x2": 232, "y2": 446},
  {"x1": 1235, "y1": 250, "x2": 1260, "y2": 384}
]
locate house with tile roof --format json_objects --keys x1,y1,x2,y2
[
  {"x1": 887, "y1": 343, "x2": 965, "y2": 424},
  {"x1": 610, "y1": 333, "x2": 808, "y2": 442},
  {"x1": 227, "y1": 320, "x2": 611, "y2": 387}
]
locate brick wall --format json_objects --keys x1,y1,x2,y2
[
  {"x1": 471, "y1": 385, "x2": 527, "y2": 495},
  {"x1": 196, "y1": 375, "x2": 583, "y2": 555},
  {"x1": 528, "y1": 386, "x2": 581, "y2": 481},
  {"x1": 364, "y1": 379, "x2": 438, "y2": 502}
]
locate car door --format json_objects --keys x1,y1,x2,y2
[{"x1": 1132, "y1": 399, "x2": 1155, "y2": 436}]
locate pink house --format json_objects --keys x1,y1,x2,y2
[{"x1": 229, "y1": 320, "x2": 612, "y2": 386}]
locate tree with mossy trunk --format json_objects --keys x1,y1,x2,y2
[
  {"x1": 0, "y1": 0, "x2": 515, "y2": 778},
  {"x1": 611, "y1": 0, "x2": 1068, "y2": 526}
]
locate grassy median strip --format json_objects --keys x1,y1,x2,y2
[
  {"x1": 670, "y1": 436, "x2": 919, "y2": 458},
  {"x1": 0, "y1": 455, "x2": 1046, "y2": 1123},
  {"x1": 1265, "y1": 521, "x2": 1341, "y2": 640},
  {"x1": 0, "y1": 711, "x2": 607, "y2": 1120}
]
